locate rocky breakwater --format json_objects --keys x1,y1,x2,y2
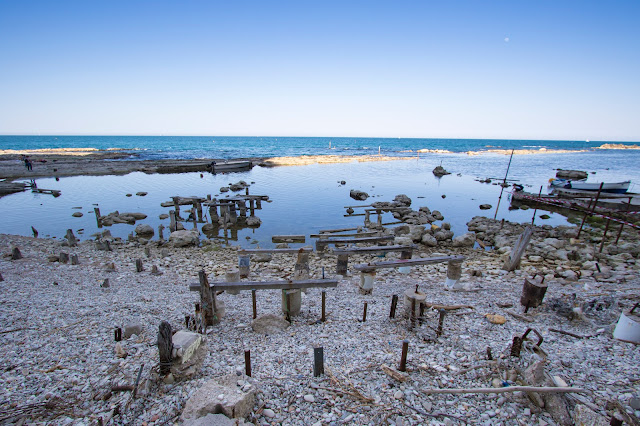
[{"x1": 1, "y1": 214, "x2": 640, "y2": 424}]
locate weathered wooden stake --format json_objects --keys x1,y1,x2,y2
[
  {"x1": 321, "y1": 291, "x2": 326, "y2": 322},
  {"x1": 135, "y1": 258, "x2": 144, "y2": 272},
  {"x1": 71, "y1": 254, "x2": 79, "y2": 265},
  {"x1": 399, "y1": 340, "x2": 409, "y2": 372},
  {"x1": 599, "y1": 218, "x2": 611, "y2": 253},
  {"x1": 158, "y1": 224, "x2": 164, "y2": 241},
  {"x1": 615, "y1": 223, "x2": 624, "y2": 244},
  {"x1": 244, "y1": 350, "x2": 251, "y2": 377},
  {"x1": 66, "y1": 229, "x2": 77, "y2": 247},
  {"x1": 503, "y1": 226, "x2": 533, "y2": 271},
  {"x1": 196, "y1": 200, "x2": 203, "y2": 222},
  {"x1": 114, "y1": 327, "x2": 122, "y2": 341},
  {"x1": 11, "y1": 247, "x2": 22, "y2": 260},
  {"x1": 314, "y1": 347, "x2": 324, "y2": 377},
  {"x1": 169, "y1": 210, "x2": 176, "y2": 232},
  {"x1": 252, "y1": 290, "x2": 257, "y2": 319},
  {"x1": 293, "y1": 250, "x2": 310, "y2": 280},
  {"x1": 59, "y1": 252, "x2": 69, "y2": 264},
  {"x1": 362, "y1": 302, "x2": 368, "y2": 322},
  {"x1": 94, "y1": 207, "x2": 102, "y2": 228},
  {"x1": 390, "y1": 294, "x2": 398, "y2": 318},
  {"x1": 0, "y1": 272, "x2": 4, "y2": 282},
  {"x1": 239, "y1": 254, "x2": 250, "y2": 278},
  {"x1": 336, "y1": 254, "x2": 349, "y2": 275},
  {"x1": 31, "y1": 226, "x2": 38, "y2": 238},
  {"x1": 158, "y1": 321, "x2": 173, "y2": 375},
  {"x1": 144, "y1": 247, "x2": 151, "y2": 258},
  {"x1": 436, "y1": 309, "x2": 446, "y2": 337},
  {"x1": 198, "y1": 270, "x2": 217, "y2": 326},
  {"x1": 521, "y1": 276, "x2": 547, "y2": 312},
  {"x1": 101, "y1": 278, "x2": 110, "y2": 288}
]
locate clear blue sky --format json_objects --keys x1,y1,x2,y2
[{"x1": 1, "y1": 0, "x2": 639, "y2": 140}]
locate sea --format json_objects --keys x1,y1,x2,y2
[{"x1": 1, "y1": 136, "x2": 639, "y2": 247}]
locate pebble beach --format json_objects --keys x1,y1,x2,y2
[{"x1": 1, "y1": 204, "x2": 639, "y2": 425}]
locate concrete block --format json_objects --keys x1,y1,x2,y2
[{"x1": 172, "y1": 330, "x2": 203, "y2": 364}]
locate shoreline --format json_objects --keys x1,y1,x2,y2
[{"x1": 0, "y1": 145, "x2": 629, "y2": 180}]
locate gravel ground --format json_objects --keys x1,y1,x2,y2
[{"x1": 1, "y1": 225, "x2": 639, "y2": 425}]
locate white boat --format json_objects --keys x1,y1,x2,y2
[{"x1": 549, "y1": 179, "x2": 631, "y2": 194}]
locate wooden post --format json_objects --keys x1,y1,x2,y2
[
  {"x1": 71, "y1": 254, "x2": 79, "y2": 265},
  {"x1": 191, "y1": 208, "x2": 197, "y2": 230},
  {"x1": 521, "y1": 277, "x2": 547, "y2": 312},
  {"x1": 615, "y1": 223, "x2": 624, "y2": 244},
  {"x1": 400, "y1": 250, "x2": 412, "y2": 260},
  {"x1": 11, "y1": 247, "x2": 22, "y2": 260},
  {"x1": 390, "y1": 294, "x2": 398, "y2": 318},
  {"x1": 94, "y1": 207, "x2": 102, "y2": 228},
  {"x1": 198, "y1": 270, "x2": 217, "y2": 326},
  {"x1": 59, "y1": 252, "x2": 69, "y2": 263},
  {"x1": 336, "y1": 254, "x2": 349, "y2": 275},
  {"x1": 238, "y1": 201, "x2": 247, "y2": 217},
  {"x1": 244, "y1": 350, "x2": 251, "y2": 377},
  {"x1": 599, "y1": 218, "x2": 611, "y2": 253},
  {"x1": 209, "y1": 202, "x2": 219, "y2": 222},
  {"x1": 321, "y1": 291, "x2": 326, "y2": 322},
  {"x1": 66, "y1": 229, "x2": 77, "y2": 247},
  {"x1": 239, "y1": 254, "x2": 250, "y2": 278},
  {"x1": 0, "y1": 272, "x2": 4, "y2": 282},
  {"x1": 249, "y1": 199, "x2": 255, "y2": 216},
  {"x1": 256, "y1": 199, "x2": 262, "y2": 209},
  {"x1": 101, "y1": 278, "x2": 110, "y2": 288},
  {"x1": 377, "y1": 210, "x2": 382, "y2": 227},
  {"x1": 169, "y1": 210, "x2": 176, "y2": 232},
  {"x1": 196, "y1": 200, "x2": 203, "y2": 222},
  {"x1": 135, "y1": 258, "x2": 144, "y2": 272},
  {"x1": 503, "y1": 226, "x2": 533, "y2": 271},
  {"x1": 157, "y1": 321, "x2": 173, "y2": 375},
  {"x1": 229, "y1": 203, "x2": 238, "y2": 224},
  {"x1": 293, "y1": 250, "x2": 310, "y2": 280},
  {"x1": 172, "y1": 196, "x2": 181, "y2": 219},
  {"x1": 314, "y1": 347, "x2": 324, "y2": 377},
  {"x1": 158, "y1": 224, "x2": 164, "y2": 241},
  {"x1": 31, "y1": 226, "x2": 38, "y2": 238},
  {"x1": 252, "y1": 290, "x2": 257, "y2": 319}
]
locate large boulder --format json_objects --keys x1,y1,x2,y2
[
  {"x1": 349, "y1": 189, "x2": 369, "y2": 201},
  {"x1": 169, "y1": 230, "x2": 200, "y2": 247},
  {"x1": 434, "y1": 230, "x2": 454, "y2": 241},
  {"x1": 556, "y1": 169, "x2": 588, "y2": 180},
  {"x1": 431, "y1": 210, "x2": 444, "y2": 221},
  {"x1": 180, "y1": 374, "x2": 256, "y2": 421},
  {"x1": 421, "y1": 234, "x2": 437, "y2": 247},
  {"x1": 452, "y1": 232, "x2": 476, "y2": 247},
  {"x1": 135, "y1": 224, "x2": 154, "y2": 237},
  {"x1": 393, "y1": 194, "x2": 412, "y2": 206}
]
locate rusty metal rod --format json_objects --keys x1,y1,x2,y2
[
  {"x1": 244, "y1": 350, "x2": 251, "y2": 377},
  {"x1": 362, "y1": 302, "x2": 368, "y2": 322},
  {"x1": 399, "y1": 340, "x2": 409, "y2": 372},
  {"x1": 252, "y1": 290, "x2": 257, "y2": 319},
  {"x1": 321, "y1": 291, "x2": 326, "y2": 322},
  {"x1": 599, "y1": 218, "x2": 611, "y2": 253},
  {"x1": 389, "y1": 294, "x2": 398, "y2": 318}
]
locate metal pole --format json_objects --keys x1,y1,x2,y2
[
  {"x1": 531, "y1": 186, "x2": 543, "y2": 225},
  {"x1": 321, "y1": 291, "x2": 326, "y2": 322},
  {"x1": 399, "y1": 340, "x2": 409, "y2": 372},
  {"x1": 244, "y1": 350, "x2": 251, "y2": 377},
  {"x1": 599, "y1": 218, "x2": 611, "y2": 253},
  {"x1": 615, "y1": 223, "x2": 624, "y2": 244},
  {"x1": 494, "y1": 149, "x2": 515, "y2": 220},
  {"x1": 314, "y1": 347, "x2": 324, "y2": 377}
]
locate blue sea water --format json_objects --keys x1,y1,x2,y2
[
  {"x1": 1, "y1": 135, "x2": 637, "y2": 160},
  {"x1": 1, "y1": 136, "x2": 639, "y2": 247}
]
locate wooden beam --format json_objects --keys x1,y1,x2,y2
[
  {"x1": 317, "y1": 235, "x2": 394, "y2": 245},
  {"x1": 190, "y1": 279, "x2": 339, "y2": 292},
  {"x1": 238, "y1": 248, "x2": 313, "y2": 254},
  {"x1": 318, "y1": 227, "x2": 359, "y2": 234},
  {"x1": 332, "y1": 245, "x2": 416, "y2": 254},
  {"x1": 354, "y1": 255, "x2": 465, "y2": 271},
  {"x1": 272, "y1": 235, "x2": 306, "y2": 243},
  {"x1": 310, "y1": 231, "x2": 380, "y2": 239}
]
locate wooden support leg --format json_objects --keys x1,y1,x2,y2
[
  {"x1": 445, "y1": 260, "x2": 463, "y2": 290},
  {"x1": 336, "y1": 254, "x2": 349, "y2": 275},
  {"x1": 198, "y1": 270, "x2": 218, "y2": 326}
]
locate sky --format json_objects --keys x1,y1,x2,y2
[{"x1": 0, "y1": 0, "x2": 639, "y2": 141}]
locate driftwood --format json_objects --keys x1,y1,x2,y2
[
  {"x1": 422, "y1": 386, "x2": 588, "y2": 395},
  {"x1": 506, "y1": 309, "x2": 534, "y2": 323},
  {"x1": 423, "y1": 303, "x2": 473, "y2": 311},
  {"x1": 158, "y1": 321, "x2": 173, "y2": 375},
  {"x1": 503, "y1": 226, "x2": 533, "y2": 271},
  {"x1": 381, "y1": 364, "x2": 408, "y2": 382}
]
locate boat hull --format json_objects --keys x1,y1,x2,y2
[{"x1": 550, "y1": 179, "x2": 630, "y2": 194}]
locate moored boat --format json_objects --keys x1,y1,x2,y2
[{"x1": 549, "y1": 179, "x2": 631, "y2": 194}]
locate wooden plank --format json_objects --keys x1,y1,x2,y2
[
  {"x1": 343, "y1": 213, "x2": 366, "y2": 217},
  {"x1": 190, "y1": 279, "x2": 339, "y2": 292},
  {"x1": 272, "y1": 235, "x2": 306, "y2": 243},
  {"x1": 342, "y1": 204, "x2": 373, "y2": 209},
  {"x1": 332, "y1": 245, "x2": 416, "y2": 254},
  {"x1": 354, "y1": 255, "x2": 465, "y2": 271},
  {"x1": 318, "y1": 227, "x2": 359, "y2": 234},
  {"x1": 310, "y1": 231, "x2": 380, "y2": 239},
  {"x1": 238, "y1": 248, "x2": 313, "y2": 254},
  {"x1": 317, "y1": 235, "x2": 394, "y2": 245}
]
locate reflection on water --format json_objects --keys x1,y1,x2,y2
[{"x1": 1, "y1": 154, "x2": 637, "y2": 247}]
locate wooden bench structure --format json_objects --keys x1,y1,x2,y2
[
  {"x1": 331, "y1": 244, "x2": 416, "y2": 275},
  {"x1": 190, "y1": 275, "x2": 338, "y2": 322},
  {"x1": 315, "y1": 235, "x2": 394, "y2": 251},
  {"x1": 353, "y1": 255, "x2": 466, "y2": 293}
]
